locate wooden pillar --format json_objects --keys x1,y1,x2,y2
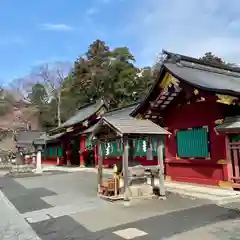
[
  {"x1": 66, "y1": 141, "x2": 71, "y2": 166},
  {"x1": 123, "y1": 136, "x2": 129, "y2": 199},
  {"x1": 94, "y1": 145, "x2": 98, "y2": 167},
  {"x1": 97, "y1": 139, "x2": 103, "y2": 194},
  {"x1": 157, "y1": 135, "x2": 166, "y2": 196},
  {"x1": 225, "y1": 135, "x2": 233, "y2": 182},
  {"x1": 129, "y1": 138, "x2": 134, "y2": 164},
  {"x1": 56, "y1": 145, "x2": 60, "y2": 166},
  {"x1": 79, "y1": 135, "x2": 86, "y2": 167}
]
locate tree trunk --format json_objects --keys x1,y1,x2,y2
[{"x1": 57, "y1": 91, "x2": 61, "y2": 127}]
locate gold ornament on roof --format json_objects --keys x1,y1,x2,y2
[
  {"x1": 214, "y1": 119, "x2": 224, "y2": 124},
  {"x1": 159, "y1": 73, "x2": 179, "y2": 89},
  {"x1": 96, "y1": 107, "x2": 105, "y2": 116},
  {"x1": 216, "y1": 94, "x2": 237, "y2": 105},
  {"x1": 193, "y1": 89, "x2": 199, "y2": 95}
]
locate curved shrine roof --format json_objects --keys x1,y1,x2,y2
[
  {"x1": 164, "y1": 61, "x2": 240, "y2": 96},
  {"x1": 50, "y1": 99, "x2": 107, "y2": 133},
  {"x1": 91, "y1": 117, "x2": 170, "y2": 138},
  {"x1": 81, "y1": 102, "x2": 139, "y2": 135},
  {"x1": 131, "y1": 50, "x2": 240, "y2": 117},
  {"x1": 15, "y1": 130, "x2": 44, "y2": 147}
]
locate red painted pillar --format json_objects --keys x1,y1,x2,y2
[
  {"x1": 164, "y1": 134, "x2": 172, "y2": 181},
  {"x1": 224, "y1": 135, "x2": 233, "y2": 182},
  {"x1": 79, "y1": 135, "x2": 86, "y2": 167},
  {"x1": 94, "y1": 145, "x2": 98, "y2": 167}
]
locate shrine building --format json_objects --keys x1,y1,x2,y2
[{"x1": 131, "y1": 50, "x2": 240, "y2": 188}]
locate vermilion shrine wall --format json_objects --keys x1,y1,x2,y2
[{"x1": 164, "y1": 99, "x2": 228, "y2": 185}]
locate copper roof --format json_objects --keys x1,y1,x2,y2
[
  {"x1": 92, "y1": 117, "x2": 170, "y2": 137},
  {"x1": 33, "y1": 132, "x2": 65, "y2": 145},
  {"x1": 131, "y1": 50, "x2": 240, "y2": 117},
  {"x1": 81, "y1": 103, "x2": 139, "y2": 135},
  {"x1": 50, "y1": 99, "x2": 107, "y2": 133},
  {"x1": 15, "y1": 130, "x2": 45, "y2": 147}
]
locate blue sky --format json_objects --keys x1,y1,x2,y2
[{"x1": 1, "y1": 0, "x2": 240, "y2": 84}]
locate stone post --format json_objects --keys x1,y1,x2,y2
[{"x1": 36, "y1": 146, "x2": 42, "y2": 174}]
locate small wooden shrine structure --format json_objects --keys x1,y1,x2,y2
[
  {"x1": 90, "y1": 117, "x2": 170, "y2": 200},
  {"x1": 94, "y1": 103, "x2": 165, "y2": 167}
]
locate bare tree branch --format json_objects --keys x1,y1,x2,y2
[{"x1": 33, "y1": 62, "x2": 72, "y2": 126}]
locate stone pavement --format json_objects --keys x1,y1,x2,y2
[
  {"x1": 162, "y1": 219, "x2": 240, "y2": 240},
  {"x1": 0, "y1": 171, "x2": 240, "y2": 239},
  {"x1": 42, "y1": 165, "x2": 240, "y2": 204},
  {"x1": 95, "y1": 203, "x2": 240, "y2": 240},
  {"x1": 0, "y1": 189, "x2": 40, "y2": 239},
  {"x1": 30, "y1": 200, "x2": 240, "y2": 240},
  {"x1": 42, "y1": 165, "x2": 113, "y2": 174}
]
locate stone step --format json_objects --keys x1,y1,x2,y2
[
  {"x1": 165, "y1": 182, "x2": 240, "y2": 197},
  {"x1": 167, "y1": 187, "x2": 240, "y2": 205},
  {"x1": 146, "y1": 178, "x2": 240, "y2": 204},
  {"x1": 149, "y1": 179, "x2": 240, "y2": 196}
]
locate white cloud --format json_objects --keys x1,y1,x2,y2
[
  {"x1": 128, "y1": 0, "x2": 240, "y2": 66},
  {"x1": 40, "y1": 23, "x2": 74, "y2": 31}
]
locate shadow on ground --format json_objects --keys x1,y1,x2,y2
[
  {"x1": 31, "y1": 203, "x2": 240, "y2": 240},
  {"x1": 31, "y1": 215, "x2": 100, "y2": 240},
  {"x1": 0, "y1": 177, "x2": 57, "y2": 213}
]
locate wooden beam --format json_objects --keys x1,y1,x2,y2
[
  {"x1": 129, "y1": 139, "x2": 134, "y2": 164},
  {"x1": 97, "y1": 139, "x2": 103, "y2": 194},
  {"x1": 157, "y1": 135, "x2": 166, "y2": 196}
]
